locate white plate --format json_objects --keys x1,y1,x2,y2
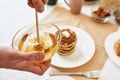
[
  {"x1": 51, "y1": 26, "x2": 95, "y2": 68},
  {"x1": 91, "y1": 14, "x2": 110, "y2": 23},
  {"x1": 105, "y1": 31, "x2": 120, "y2": 66}
]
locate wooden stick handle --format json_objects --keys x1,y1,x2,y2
[{"x1": 35, "y1": 10, "x2": 40, "y2": 43}]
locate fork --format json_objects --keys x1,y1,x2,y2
[{"x1": 49, "y1": 69, "x2": 101, "y2": 79}]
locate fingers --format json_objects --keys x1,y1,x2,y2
[
  {"x1": 32, "y1": 0, "x2": 44, "y2": 12},
  {"x1": 31, "y1": 60, "x2": 51, "y2": 75},
  {"x1": 37, "y1": 60, "x2": 51, "y2": 75},
  {"x1": 19, "y1": 51, "x2": 44, "y2": 61},
  {"x1": 27, "y1": 0, "x2": 34, "y2": 8},
  {"x1": 0, "y1": 46, "x2": 44, "y2": 62},
  {"x1": 13, "y1": 60, "x2": 51, "y2": 75},
  {"x1": 27, "y1": 0, "x2": 47, "y2": 12}
]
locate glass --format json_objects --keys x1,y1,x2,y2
[
  {"x1": 47, "y1": 0, "x2": 57, "y2": 5},
  {"x1": 64, "y1": 0, "x2": 84, "y2": 14},
  {"x1": 12, "y1": 23, "x2": 61, "y2": 64}
]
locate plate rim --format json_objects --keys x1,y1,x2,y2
[{"x1": 51, "y1": 26, "x2": 95, "y2": 68}]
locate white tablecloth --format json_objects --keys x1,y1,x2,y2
[
  {"x1": 0, "y1": 67, "x2": 74, "y2": 80},
  {"x1": 99, "y1": 58, "x2": 120, "y2": 80}
]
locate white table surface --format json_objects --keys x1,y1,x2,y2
[{"x1": 0, "y1": 0, "x2": 119, "y2": 80}]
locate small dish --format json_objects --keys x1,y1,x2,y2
[
  {"x1": 91, "y1": 13, "x2": 110, "y2": 23},
  {"x1": 91, "y1": 7, "x2": 111, "y2": 23}
]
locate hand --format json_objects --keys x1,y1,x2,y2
[
  {"x1": 0, "y1": 46, "x2": 51, "y2": 75},
  {"x1": 27, "y1": 0, "x2": 48, "y2": 12}
]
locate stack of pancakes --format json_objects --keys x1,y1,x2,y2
[{"x1": 57, "y1": 28, "x2": 77, "y2": 56}]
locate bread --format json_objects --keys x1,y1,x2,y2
[
  {"x1": 92, "y1": 7, "x2": 110, "y2": 18},
  {"x1": 114, "y1": 39, "x2": 120, "y2": 56},
  {"x1": 57, "y1": 28, "x2": 77, "y2": 56}
]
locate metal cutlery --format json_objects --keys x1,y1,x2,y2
[{"x1": 49, "y1": 69, "x2": 101, "y2": 79}]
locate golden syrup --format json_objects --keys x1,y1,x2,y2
[{"x1": 18, "y1": 33, "x2": 58, "y2": 61}]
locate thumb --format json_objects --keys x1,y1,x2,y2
[{"x1": 19, "y1": 51, "x2": 44, "y2": 61}]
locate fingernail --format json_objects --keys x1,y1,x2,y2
[{"x1": 38, "y1": 7, "x2": 44, "y2": 12}]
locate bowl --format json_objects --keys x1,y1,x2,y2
[{"x1": 12, "y1": 23, "x2": 61, "y2": 63}]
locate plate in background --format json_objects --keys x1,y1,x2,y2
[{"x1": 105, "y1": 31, "x2": 120, "y2": 67}]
